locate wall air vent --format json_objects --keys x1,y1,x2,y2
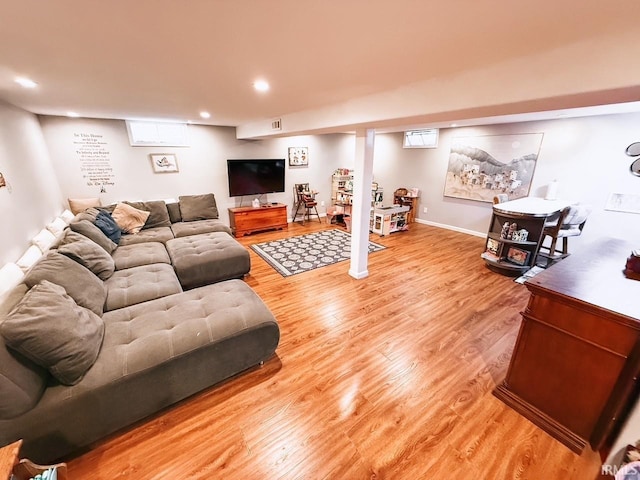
[
  {"x1": 271, "y1": 118, "x2": 282, "y2": 131},
  {"x1": 403, "y1": 128, "x2": 439, "y2": 149}
]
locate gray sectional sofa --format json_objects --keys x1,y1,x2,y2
[{"x1": 0, "y1": 194, "x2": 280, "y2": 462}]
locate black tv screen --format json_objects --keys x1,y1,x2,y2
[{"x1": 227, "y1": 159, "x2": 286, "y2": 197}]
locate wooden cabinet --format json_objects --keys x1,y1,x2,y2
[
  {"x1": 482, "y1": 197, "x2": 568, "y2": 275},
  {"x1": 393, "y1": 194, "x2": 419, "y2": 223},
  {"x1": 493, "y1": 238, "x2": 640, "y2": 454},
  {"x1": 228, "y1": 204, "x2": 287, "y2": 237}
]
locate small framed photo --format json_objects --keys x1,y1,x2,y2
[
  {"x1": 288, "y1": 147, "x2": 308, "y2": 166},
  {"x1": 506, "y1": 246, "x2": 530, "y2": 266},
  {"x1": 486, "y1": 238, "x2": 500, "y2": 255},
  {"x1": 150, "y1": 154, "x2": 179, "y2": 173}
]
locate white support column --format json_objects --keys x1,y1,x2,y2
[{"x1": 349, "y1": 128, "x2": 375, "y2": 279}]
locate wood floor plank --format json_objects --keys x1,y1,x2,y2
[{"x1": 65, "y1": 222, "x2": 604, "y2": 479}]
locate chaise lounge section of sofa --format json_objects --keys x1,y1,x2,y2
[{"x1": 0, "y1": 194, "x2": 280, "y2": 463}]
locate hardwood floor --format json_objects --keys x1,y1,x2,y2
[{"x1": 66, "y1": 222, "x2": 604, "y2": 479}]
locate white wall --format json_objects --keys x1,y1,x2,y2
[
  {"x1": 18, "y1": 111, "x2": 640, "y2": 263},
  {"x1": 38, "y1": 116, "x2": 353, "y2": 223},
  {"x1": 0, "y1": 102, "x2": 64, "y2": 265},
  {"x1": 372, "y1": 112, "x2": 640, "y2": 252}
]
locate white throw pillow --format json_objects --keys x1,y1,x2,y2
[
  {"x1": 31, "y1": 229, "x2": 57, "y2": 252},
  {"x1": 0, "y1": 263, "x2": 24, "y2": 299},
  {"x1": 16, "y1": 245, "x2": 43, "y2": 272},
  {"x1": 46, "y1": 217, "x2": 67, "y2": 237},
  {"x1": 60, "y1": 209, "x2": 75, "y2": 224}
]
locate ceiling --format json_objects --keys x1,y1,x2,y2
[{"x1": 1, "y1": 0, "x2": 640, "y2": 136}]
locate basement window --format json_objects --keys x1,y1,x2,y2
[
  {"x1": 403, "y1": 129, "x2": 439, "y2": 149},
  {"x1": 126, "y1": 120, "x2": 190, "y2": 147}
]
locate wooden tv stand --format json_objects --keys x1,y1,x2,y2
[{"x1": 228, "y1": 203, "x2": 288, "y2": 237}]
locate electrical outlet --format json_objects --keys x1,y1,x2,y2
[
  {"x1": 423, "y1": 207, "x2": 428, "y2": 214},
  {"x1": 320, "y1": 200, "x2": 325, "y2": 207}
]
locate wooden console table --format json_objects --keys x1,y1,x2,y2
[
  {"x1": 493, "y1": 238, "x2": 640, "y2": 453},
  {"x1": 228, "y1": 203, "x2": 288, "y2": 237}
]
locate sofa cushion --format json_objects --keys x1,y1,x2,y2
[
  {"x1": 125, "y1": 201, "x2": 171, "y2": 230},
  {"x1": 68, "y1": 197, "x2": 101, "y2": 215},
  {"x1": 170, "y1": 219, "x2": 232, "y2": 238},
  {"x1": 69, "y1": 220, "x2": 117, "y2": 254},
  {"x1": 100, "y1": 280, "x2": 279, "y2": 379},
  {"x1": 1, "y1": 281, "x2": 104, "y2": 386},
  {"x1": 118, "y1": 226, "x2": 174, "y2": 246},
  {"x1": 166, "y1": 232, "x2": 250, "y2": 289},
  {"x1": 0, "y1": 283, "x2": 48, "y2": 419},
  {"x1": 57, "y1": 232, "x2": 115, "y2": 281},
  {"x1": 24, "y1": 251, "x2": 106, "y2": 316},
  {"x1": 166, "y1": 202, "x2": 182, "y2": 223},
  {"x1": 178, "y1": 194, "x2": 219, "y2": 221},
  {"x1": 112, "y1": 243, "x2": 171, "y2": 271},
  {"x1": 94, "y1": 211, "x2": 122, "y2": 244},
  {"x1": 104, "y1": 263, "x2": 182, "y2": 311},
  {"x1": 112, "y1": 203, "x2": 150, "y2": 235}
]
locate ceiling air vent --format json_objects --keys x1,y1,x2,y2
[{"x1": 271, "y1": 118, "x2": 282, "y2": 131}]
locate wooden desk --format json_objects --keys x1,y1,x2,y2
[{"x1": 494, "y1": 238, "x2": 640, "y2": 453}]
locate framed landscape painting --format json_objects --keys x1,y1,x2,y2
[{"x1": 443, "y1": 133, "x2": 543, "y2": 203}]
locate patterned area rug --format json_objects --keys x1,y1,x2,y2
[{"x1": 250, "y1": 229, "x2": 386, "y2": 277}]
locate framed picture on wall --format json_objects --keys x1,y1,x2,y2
[
  {"x1": 288, "y1": 147, "x2": 308, "y2": 166},
  {"x1": 149, "y1": 154, "x2": 179, "y2": 173}
]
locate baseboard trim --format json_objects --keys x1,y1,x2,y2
[
  {"x1": 348, "y1": 269, "x2": 369, "y2": 279},
  {"x1": 415, "y1": 218, "x2": 485, "y2": 238}
]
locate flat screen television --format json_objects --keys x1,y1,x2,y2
[{"x1": 227, "y1": 159, "x2": 286, "y2": 197}]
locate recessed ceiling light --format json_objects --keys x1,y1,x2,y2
[
  {"x1": 67, "y1": 111, "x2": 80, "y2": 118},
  {"x1": 15, "y1": 77, "x2": 38, "y2": 88},
  {"x1": 253, "y1": 80, "x2": 270, "y2": 92},
  {"x1": 450, "y1": 123, "x2": 458, "y2": 127},
  {"x1": 200, "y1": 111, "x2": 211, "y2": 119}
]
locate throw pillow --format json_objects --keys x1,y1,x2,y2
[
  {"x1": 46, "y1": 217, "x2": 67, "y2": 237},
  {"x1": 57, "y1": 232, "x2": 115, "y2": 280},
  {"x1": 74, "y1": 206, "x2": 101, "y2": 223},
  {"x1": 178, "y1": 194, "x2": 219, "y2": 221},
  {"x1": 31, "y1": 229, "x2": 57, "y2": 252},
  {"x1": 166, "y1": 202, "x2": 182, "y2": 223},
  {"x1": 16, "y1": 246, "x2": 42, "y2": 272},
  {"x1": 68, "y1": 197, "x2": 101, "y2": 215},
  {"x1": 0, "y1": 263, "x2": 24, "y2": 299},
  {"x1": 111, "y1": 203, "x2": 150, "y2": 234},
  {"x1": 0, "y1": 283, "x2": 48, "y2": 419},
  {"x1": 24, "y1": 251, "x2": 106, "y2": 316},
  {"x1": 69, "y1": 220, "x2": 117, "y2": 254},
  {"x1": 1, "y1": 281, "x2": 104, "y2": 386},
  {"x1": 60, "y1": 209, "x2": 75, "y2": 224},
  {"x1": 125, "y1": 200, "x2": 171, "y2": 230},
  {"x1": 94, "y1": 210, "x2": 122, "y2": 244}
]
